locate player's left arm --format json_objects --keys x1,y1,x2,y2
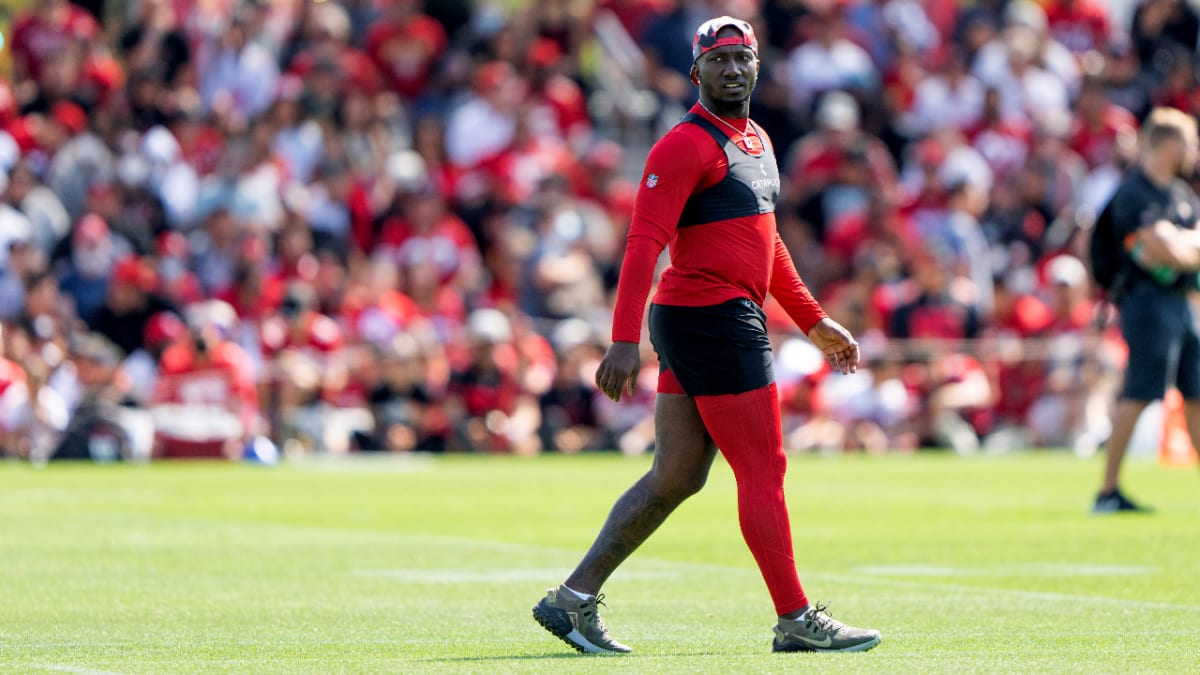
[{"x1": 768, "y1": 234, "x2": 858, "y2": 374}]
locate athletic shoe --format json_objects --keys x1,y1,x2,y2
[
  {"x1": 1092, "y1": 488, "x2": 1152, "y2": 514},
  {"x1": 532, "y1": 585, "x2": 631, "y2": 654},
  {"x1": 772, "y1": 603, "x2": 881, "y2": 653}
]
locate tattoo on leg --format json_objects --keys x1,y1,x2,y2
[{"x1": 565, "y1": 477, "x2": 676, "y2": 594}]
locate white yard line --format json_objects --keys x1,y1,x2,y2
[
  {"x1": 354, "y1": 568, "x2": 681, "y2": 583},
  {"x1": 35, "y1": 664, "x2": 127, "y2": 675},
  {"x1": 850, "y1": 563, "x2": 1160, "y2": 577},
  {"x1": 379, "y1": 532, "x2": 1200, "y2": 613},
  {"x1": 812, "y1": 572, "x2": 1200, "y2": 612}
]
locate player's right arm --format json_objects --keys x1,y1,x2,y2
[{"x1": 596, "y1": 131, "x2": 705, "y2": 402}]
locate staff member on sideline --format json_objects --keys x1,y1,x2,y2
[
  {"x1": 532, "y1": 17, "x2": 881, "y2": 654},
  {"x1": 1095, "y1": 107, "x2": 1200, "y2": 513}
]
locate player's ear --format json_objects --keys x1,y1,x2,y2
[{"x1": 690, "y1": 64, "x2": 700, "y2": 87}]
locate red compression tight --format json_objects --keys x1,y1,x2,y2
[{"x1": 694, "y1": 383, "x2": 808, "y2": 616}]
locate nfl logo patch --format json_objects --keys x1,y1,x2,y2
[{"x1": 646, "y1": 173, "x2": 658, "y2": 188}]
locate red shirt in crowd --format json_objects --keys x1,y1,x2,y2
[
  {"x1": 968, "y1": 116, "x2": 1033, "y2": 179},
  {"x1": 1045, "y1": 0, "x2": 1112, "y2": 54},
  {"x1": 612, "y1": 103, "x2": 826, "y2": 344},
  {"x1": 1070, "y1": 104, "x2": 1137, "y2": 170},
  {"x1": 366, "y1": 11, "x2": 448, "y2": 99},
  {"x1": 289, "y1": 47, "x2": 385, "y2": 96},
  {"x1": 0, "y1": 358, "x2": 27, "y2": 400},
  {"x1": 10, "y1": 4, "x2": 99, "y2": 83},
  {"x1": 377, "y1": 211, "x2": 479, "y2": 286},
  {"x1": 156, "y1": 339, "x2": 258, "y2": 424}
]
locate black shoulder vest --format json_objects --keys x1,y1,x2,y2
[{"x1": 677, "y1": 113, "x2": 780, "y2": 229}]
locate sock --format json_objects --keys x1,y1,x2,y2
[
  {"x1": 694, "y1": 383, "x2": 809, "y2": 616},
  {"x1": 561, "y1": 584, "x2": 594, "y2": 601}
]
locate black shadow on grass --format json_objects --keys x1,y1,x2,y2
[
  {"x1": 417, "y1": 654, "x2": 599, "y2": 663},
  {"x1": 419, "y1": 649, "x2": 732, "y2": 663}
]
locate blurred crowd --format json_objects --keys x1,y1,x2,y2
[{"x1": 0, "y1": 0, "x2": 1190, "y2": 461}]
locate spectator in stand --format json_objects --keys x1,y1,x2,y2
[
  {"x1": 518, "y1": 175, "x2": 610, "y2": 321},
  {"x1": 366, "y1": 0, "x2": 449, "y2": 102},
  {"x1": 196, "y1": 11, "x2": 280, "y2": 131},
  {"x1": 785, "y1": 4, "x2": 878, "y2": 115},
  {"x1": 911, "y1": 49, "x2": 984, "y2": 137},
  {"x1": 775, "y1": 337, "x2": 845, "y2": 453},
  {"x1": 259, "y1": 282, "x2": 348, "y2": 452},
  {"x1": 123, "y1": 310, "x2": 186, "y2": 407},
  {"x1": 845, "y1": 0, "x2": 941, "y2": 74},
  {"x1": 153, "y1": 300, "x2": 258, "y2": 459},
  {"x1": 641, "y1": 0, "x2": 712, "y2": 109},
  {"x1": 118, "y1": 0, "x2": 191, "y2": 88},
  {"x1": 19, "y1": 267, "x2": 67, "y2": 353},
  {"x1": 154, "y1": 231, "x2": 205, "y2": 307},
  {"x1": 47, "y1": 332, "x2": 148, "y2": 462},
  {"x1": 377, "y1": 184, "x2": 482, "y2": 300},
  {"x1": 986, "y1": 268, "x2": 1051, "y2": 445},
  {"x1": 1131, "y1": 0, "x2": 1199, "y2": 81},
  {"x1": 444, "y1": 61, "x2": 525, "y2": 170},
  {"x1": 446, "y1": 308, "x2": 541, "y2": 454},
  {"x1": 0, "y1": 322, "x2": 31, "y2": 456},
  {"x1": 363, "y1": 333, "x2": 444, "y2": 452},
  {"x1": 525, "y1": 39, "x2": 592, "y2": 145},
  {"x1": 267, "y1": 79, "x2": 326, "y2": 186},
  {"x1": 891, "y1": 250, "x2": 982, "y2": 343},
  {"x1": 9, "y1": 0, "x2": 101, "y2": 99},
  {"x1": 972, "y1": 1, "x2": 1079, "y2": 110},
  {"x1": 1025, "y1": 255, "x2": 1103, "y2": 450},
  {"x1": 56, "y1": 214, "x2": 130, "y2": 324},
  {"x1": 191, "y1": 208, "x2": 243, "y2": 297},
  {"x1": 90, "y1": 255, "x2": 177, "y2": 357},
  {"x1": 44, "y1": 102, "x2": 115, "y2": 221},
  {"x1": 976, "y1": 24, "x2": 1070, "y2": 128},
  {"x1": 785, "y1": 90, "x2": 896, "y2": 218},
  {"x1": 285, "y1": 0, "x2": 384, "y2": 101},
  {"x1": 891, "y1": 252, "x2": 991, "y2": 453},
  {"x1": 1071, "y1": 76, "x2": 1139, "y2": 173},
  {"x1": 967, "y1": 87, "x2": 1031, "y2": 184},
  {"x1": 1101, "y1": 39, "x2": 1153, "y2": 121},
  {"x1": 1044, "y1": 0, "x2": 1113, "y2": 55},
  {"x1": 539, "y1": 329, "x2": 603, "y2": 454},
  {"x1": 927, "y1": 146, "x2": 995, "y2": 317},
  {"x1": 7, "y1": 159, "x2": 70, "y2": 257},
  {"x1": 1149, "y1": 50, "x2": 1200, "y2": 118},
  {"x1": 489, "y1": 104, "x2": 573, "y2": 207}
]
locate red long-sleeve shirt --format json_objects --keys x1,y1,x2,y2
[{"x1": 612, "y1": 103, "x2": 825, "y2": 343}]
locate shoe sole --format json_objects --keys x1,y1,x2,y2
[
  {"x1": 1091, "y1": 507, "x2": 1153, "y2": 515},
  {"x1": 532, "y1": 600, "x2": 625, "y2": 654},
  {"x1": 773, "y1": 636, "x2": 882, "y2": 653}
]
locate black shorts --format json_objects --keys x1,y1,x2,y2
[
  {"x1": 1119, "y1": 284, "x2": 1200, "y2": 401},
  {"x1": 648, "y1": 298, "x2": 774, "y2": 397}
]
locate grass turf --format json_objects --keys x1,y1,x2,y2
[{"x1": 1, "y1": 452, "x2": 1198, "y2": 673}]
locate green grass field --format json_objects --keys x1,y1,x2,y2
[{"x1": 2, "y1": 452, "x2": 1198, "y2": 673}]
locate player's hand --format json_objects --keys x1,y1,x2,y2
[
  {"x1": 807, "y1": 318, "x2": 860, "y2": 375},
  {"x1": 595, "y1": 341, "x2": 641, "y2": 402}
]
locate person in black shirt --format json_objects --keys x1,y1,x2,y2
[{"x1": 1095, "y1": 107, "x2": 1200, "y2": 513}]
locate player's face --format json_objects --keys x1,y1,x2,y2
[{"x1": 693, "y1": 42, "x2": 758, "y2": 109}]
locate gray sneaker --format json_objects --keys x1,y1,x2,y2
[
  {"x1": 532, "y1": 585, "x2": 631, "y2": 654},
  {"x1": 772, "y1": 603, "x2": 882, "y2": 653}
]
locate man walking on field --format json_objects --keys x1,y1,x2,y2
[
  {"x1": 1092, "y1": 107, "x2": 1200, "y2": 513},
  {"x1": 532, "y1": 17, "x2": 881, "y2": 654}
]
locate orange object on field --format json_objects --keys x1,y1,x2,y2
[{"x1": 1160, "y1": 388, "x2": 1199, "y2": 467}]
